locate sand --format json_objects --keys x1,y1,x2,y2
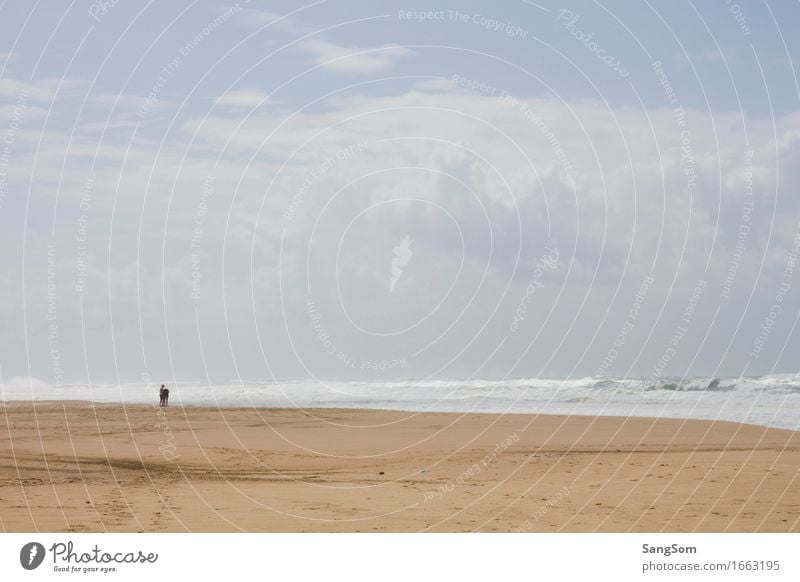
[{"x1": 1, "y1": 401, "x2": 798, "y2": 532}]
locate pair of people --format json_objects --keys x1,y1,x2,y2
[{"x1": 158, "y1": 384, "x2": 170, "y2": 407}]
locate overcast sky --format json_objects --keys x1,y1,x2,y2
[{"x1": 1, "y1": 0, "x2": 799, "y2": 386}]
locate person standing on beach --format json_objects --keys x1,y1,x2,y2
[
  {"x1": 159, "y1": 385, "x2": 166, "y2": 407},
  {"x1": 163, "y1": 387, "x2": 170, "y2": 407}
]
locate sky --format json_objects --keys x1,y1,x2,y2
[{"x1": 1, "y1": 0, "x2": 799, "y2": 386}]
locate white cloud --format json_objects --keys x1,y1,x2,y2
[
  {"x1": 239, "y1": 8, "x2": 301, "y2": 32},
  {"x1": 215, "y1": 87, "x2": 270, "y2": 108},
  {"x1": 0, "y1": 77, "x2": 89, "y2": 103},
  {"x1": 178, "y1": 85, "x2": 798, "y2": 299},
  {"x1": 297, "y1": 38, "x2": 413, "y2": 74},
  {"x1": 4, "y1": 77, "x2": 799, "y2": 380},
  {"x1": 0, "y1": 51, "x2": 20, "y2": 68},
  {"x1": 88, "y1": 92, "x2": 151, "y2": 110},
  {"x1": 233, "y1": 9, "x2": 413, "y2": 74}
]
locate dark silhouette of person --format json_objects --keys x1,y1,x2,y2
[
  {"x1": 163, "y1": 387, "x2": 170, "y2": 407},
  {"x1": 159, "y1": 384, "x2": 166, "y2": 407}
]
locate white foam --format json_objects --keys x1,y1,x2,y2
[{"x1": 2, "y1": 375, "x2": 798, "y2": 430}]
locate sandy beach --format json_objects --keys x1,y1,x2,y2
[{"x1": 1, "y1": 401, "x2": 798, "y2": 532}]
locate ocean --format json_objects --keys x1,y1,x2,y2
[{"x1": 2, "y1": 375, "x2": 798, "y2": 430}]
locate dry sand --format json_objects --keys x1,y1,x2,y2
[{"x1": 1, "y1": 401, "x2": 798, "y2": 532}]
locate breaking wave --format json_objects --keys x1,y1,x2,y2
[{"x1": 2, "y1": 374, "x2": 798, "y2": 430}]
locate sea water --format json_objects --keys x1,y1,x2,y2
[{"x1": 2, "y1": 375, "x2": 798, "y2": 430}]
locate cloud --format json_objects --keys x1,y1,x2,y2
[
  {"x1": 297, "y1": 38, "x2": 413, "y2": 74},
  {"x1": 3, "y1": 74, "x2": 799, "y2": 381},
  {"x1": 215, "y1": 88, "x2": 270, "y2": 108},
  {"x1": 0, "y1": 51, "x2": 22, "y2": 70},
  {"x1": 233, "y1": 9, "x2": 413, "y2": 74},
  {"x1": 88, "y1": 92, "x2": 151, "y2": 110},
  {"x1": 179, "y1": 85, "x2": 798, "y2": 301},
  {"x1": 0, "y1": 77, "x2": 89, "y2": 103},
  {"x1": 238, "y1": 8, "x2": 302, "y2": 32}
]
